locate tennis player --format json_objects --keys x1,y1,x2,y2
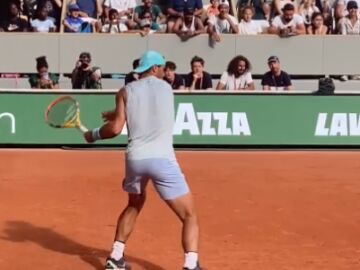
[{"x1": 84, "y1": 51, "x2": 203, "y2": 270}]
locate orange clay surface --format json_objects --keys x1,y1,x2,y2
[{"x1": 0, "y1": 150, "x2": 360, "y2": 270}]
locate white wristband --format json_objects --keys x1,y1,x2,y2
[{"x1": 91, "y1": 127, "x2": 102, "y2": 141}]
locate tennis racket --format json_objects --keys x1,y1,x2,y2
[{"x1": 45, "y1": 96, "x2": 88, "y2": 133}]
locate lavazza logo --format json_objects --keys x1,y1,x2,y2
[
  {"x1": 315, "y1": 113, "x2": 360, "y2": 136},
  {"x1": 173, "y1": 103, "x2": 251, "y2": 135},
  {"x1": 0, "y1": 112, "x2": 16, "y2": 134}
]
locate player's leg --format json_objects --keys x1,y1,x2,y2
[
  {"x1": 105, "y1": 190, "x2": 147, "y2": 270},
  {"x1": 149, "y1": 158, "x2": 202, "y2": 270},
  {"x1": 165, "y1": 193, "x2": 202, "y2": 270},
  {"x1": 105, "y1": 160, "x2": 149, "y2": 270}
]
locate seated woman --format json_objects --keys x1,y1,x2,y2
[
  {"x1": 173, "y1": 8, "x2": 205, "y2": 41},
  {"x1": 216, "y1": 55, "x2": 255, "y2": 90},
  {"x1": 306, "y1": 12, "x2": 328, "y2": 34},
  {"x1": 29, "y1": 56, "x2": 59, "y2": 89},
  {"x1": 31, "y1": 4, "x2": 56, "y2": 32}
]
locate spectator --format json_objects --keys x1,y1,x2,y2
[
  {"x1": 307, "y1": 12, "x2": 328, "y2": 34},
  {"x1": 103, "y1": 0, "x2": 137, "y2": 29},
  {"x1": 22, "y1": 0, "x2": 39, "y2": 21},
  {"x1": 101, "y1": 8, "x2": 128, "y2": 33},
  {"x1": 273, "y1": 0, "x2": 298, "y2": 15},
  {"x1": 299, "y1": 0, "x2": 320, "y2": 27},
  {"x1": 262, "y1": 55, "x2": 292, "y2": 91},
  {"x1": 134, "y1": 0, "x2": 166, "y2": 30},
  {"x1": 125, "y1": 59, "x2": 140, "y2": 85},
  {"x1": 41, "y1": 0, "x2": 62, "y2": 27},
  {"x1": 268, "y1": 3, "x2": 306, "y2": 37},
  {"x1": 339, "y1": 1, "x2": 360, "y2": 35},
  {"x1": 206, "y1": 0, "x2": 220, "y2": 17},
  {"x1": 185, "y1": 56, "x2": 213, "y2": 90},
  {"x1": 164, "y1": 61, "x2": 185, "y2": 90},
  {"x1": 71, "y1": 52, "x2": 102, "y2": 89},
  {"x1": 132, "y1": 16, "x2": 158, "y2": 36},
  {"x1": 173, "y1": 8, "x2": 205, "y2": 41},
  {"x1": 29, "y1": 56, "x2": 59, "y2": 89},
  {"x1": 167, "y1": 0, "x2": 203, "y2": 32},
  {"x1": 31, "y1": 4, "x2": 56, "y2": 32},
  {"x1": 238, "y1": 6, "x2": 266, "y2": 34},
  {"x1": 216, "y1": 55, "x2": 255, "y2": 90},
  {"x1": 73, "y1": 0, "x2": 102, "y2": 19},
  {"x1": 0, "y1": 1, "x2": 29, "y2": 32},
  {"x1": 136, "y1": 10, "x2": 161, "y2": 31},
  {"x1": 238, "y1": 0, "x2": 271, "y2": 21},
  {"x1": 208, "y1": 1, "x2": 239, "y2": 43},
  {"x1": 64, "y1": 4, "x2": 93, "y2": 32}
]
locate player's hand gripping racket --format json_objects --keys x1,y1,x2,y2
[{"x1": 45, "y1": 96, "x2": 88, "y2": 133}]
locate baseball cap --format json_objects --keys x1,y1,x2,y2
[
  {"x1": 134, "y1": 51, "x2": 166, "y2": 73},
  {"x1": 268, "y1": 55, "x2": 280, "y2": 63},
  {"x1": 68, "y1": 3, "x2": 80, "y2": 11},
  {"x1": 347, "y1": 0, "x2": 358, "y2": 9}
]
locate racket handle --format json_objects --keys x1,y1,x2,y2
[{"x1": 77, "y1": 124, "x2": 88, "y2": 133}]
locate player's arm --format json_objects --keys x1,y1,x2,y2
[{"x1": 84, "y1": 88, "x2": 126, "y2": 143}]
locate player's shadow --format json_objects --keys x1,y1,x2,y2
[{"x1": 1, "y1": 221, "x2": 166, "y2": 270}]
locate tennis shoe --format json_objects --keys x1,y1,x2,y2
[
  {"x1": 183, "y1": 262, "x2": 204, "y2": 270},
  {"x1": 105, "y1": 256, "x2": 129, "y2": 270}
]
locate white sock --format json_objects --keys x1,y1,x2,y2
[
  {"x1": 184, "y1": 252, "x2": 198, "y2": 269},
  {"x1": 110, "y1": 241, "x2": 125, "y2": 261}
]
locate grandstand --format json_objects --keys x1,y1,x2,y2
[{"x1": 1, "y1": 0, "x2": 360, "y2": 91}]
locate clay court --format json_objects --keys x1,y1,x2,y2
[{"x1": 0, "y1": 150, "x2": 360, "y2": 270}]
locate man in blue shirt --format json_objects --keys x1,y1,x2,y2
[{"x1": 76, "y1": 0, "x2": 102, "y2": 18}]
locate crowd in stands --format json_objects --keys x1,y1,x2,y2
[
  {"x1": 29, "y1": 52, "x2": 292, "y2": 91},
  {"x1": 0, "y1": 0, "x2": 360, "y2": 36}
]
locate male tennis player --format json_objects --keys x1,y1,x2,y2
[{"x1": 84, "y1": 50, "x2": 203, "y2": 270}]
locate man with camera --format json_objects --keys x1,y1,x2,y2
[{"x1": 71, "y1": 52, "x2": 102, "y2": 89}]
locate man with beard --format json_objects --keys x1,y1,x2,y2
[
  {"x1": 216, "y1": 55, "x2": 255, "y2": 90},
  {"x1": 208, "y1": 0, "x2": 239, "y2": 43},
  {"x1": 261, "y1": 55, "x2": 292, "y2": 91},
  {"x1": 173, "y1": 8, "x2": 205, "y2": 41},
  {"x1": 269, "y1": 3, "x2": 306, "y2": 37}
]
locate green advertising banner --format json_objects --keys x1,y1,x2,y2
[{"x1": 1, "y1": 93, "x2": 360, "y2": 146}]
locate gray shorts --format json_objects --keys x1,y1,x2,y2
[{"x1": 123, "y1": 158, "x2": 189, "y2": 200}]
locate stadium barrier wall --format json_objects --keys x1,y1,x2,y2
[
  {"x1": 0, "y1": 34, "x2": 359, "y2": 75},
  {"x1": 1, "y1": 90, "x2": 360, "y2": 147}
]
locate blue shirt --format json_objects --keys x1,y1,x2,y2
[
  {"x1": 65, "y1": 16, "x2": 84, "y2": 32},
  {"x1": 168, "y1": 0, "x2": 203, "y2": 13},
  {"x1": 76, "y1": 0, "x2": 97, "y2": 18}
]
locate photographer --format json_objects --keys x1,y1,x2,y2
[
  {"x1": 29, "y1": 56, "x2": 59, "y2": 89},
  {"x1": 71, "y1": 52, "x2": 102, "y2": 89}
]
